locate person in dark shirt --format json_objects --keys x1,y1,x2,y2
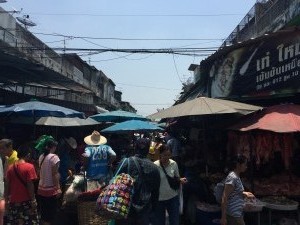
[{"x1": 117, "y1": 137, "x2": 160, "y2": 225}]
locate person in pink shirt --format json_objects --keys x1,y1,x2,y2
[{"x1": 37, "y1": 138, "x2": 61, "y2": 225}]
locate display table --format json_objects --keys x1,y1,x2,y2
[
  {"x1": 244, "y1": 199, "x2": 265, "y2": 225},
  {"x1": 196, "y1": 202, "x2": 221, "y2": 225},
  {"x1": 261, "y1": 197, "x2": 299, "y2": 225}
]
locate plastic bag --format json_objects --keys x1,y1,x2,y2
[{"x1": 179, "y1": 185, "x2": 183, "y2": 215}]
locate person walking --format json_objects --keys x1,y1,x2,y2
[
  {"x1": 37, "y1": 137, "x2": 61, "y2": 225},
  {"x1": 0, "y1": 139, "x2": 19, "y2": 225},
  {"x1": 5, "y1": 145, "x2": 39, "y2": 225},
  {"x1": 220, "y1": 154, "x2": 255, "y2": 225},
  {"x1": 153, "y1": 144, "x2": 187, "y2": 225},
  {"x1": 116, "y1": 137, "x2": 161, "y2": 225}
]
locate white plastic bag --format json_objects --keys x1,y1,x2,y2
[{"x1": 179, "y1": 185, "x2": 183, "y2": 215}]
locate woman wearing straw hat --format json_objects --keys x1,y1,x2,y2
[{"x1": 82, "y1": 131, "x2": 116, "y2": 190}]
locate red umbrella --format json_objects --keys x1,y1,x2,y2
[{"x1": 229, "y1": 104, "x2": 300, "y2": 133}]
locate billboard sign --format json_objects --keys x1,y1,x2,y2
[{"x1": 205, "y1": 30, "x2": 300, "y2": 98}]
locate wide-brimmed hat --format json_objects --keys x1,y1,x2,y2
[
  {"x1": 65, "y1": 137, "x2": 77, "y2": 149},
  {"x1": 84, "y1": 131, "x2": 107, "y2": 145}
]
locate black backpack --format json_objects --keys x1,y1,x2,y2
[{"x1": 130, "y1": 157, "x2": 152, "y2": 213}]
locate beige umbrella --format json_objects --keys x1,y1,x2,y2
[
  {"x1": 148, "y1": 97, "x2": 262, "y2": 119},
  {"x1": 35, "y1": 116, "x2": 99, "y2": 126}
]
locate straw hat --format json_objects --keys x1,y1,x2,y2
[
  {"x1": 84, "y1": 131, "x2": 107, "y2": 145},
  {"x1": 65, "y1": 137, "x2": 77, "y2": 150}
]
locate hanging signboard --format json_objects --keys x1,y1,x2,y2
[{"x1": 203, "y1": 30, "x2": 300, "y2": 98}]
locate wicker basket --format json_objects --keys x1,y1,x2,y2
[{"x1": 77, "y1": 200, "x2": 110, "y2": 225}]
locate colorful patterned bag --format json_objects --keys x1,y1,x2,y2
[{"x1": 96, "y1": 158, "x2": 134, "y2": 219}]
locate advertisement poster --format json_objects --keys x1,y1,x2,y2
[{"x1": 205, "y1": 30, "x2": 300, "y2": 98}]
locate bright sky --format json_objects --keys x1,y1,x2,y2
[{"x1": 2, "y1": 0, "x2": 256, "y2": 116}]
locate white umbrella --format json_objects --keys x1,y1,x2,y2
[
  {"x1": 148, "y1": 97, "x2": 262, "y2": 119},
  {"x1": 35, "y1": 117, "x2": 99, "y2": 127}
]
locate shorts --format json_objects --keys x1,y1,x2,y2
[
  {"x1": 7, "y1": 200, "x2": 39, "y2": 225},
  {"x1": 38, "y1": 195, "x2": 58, "y2": 222}
]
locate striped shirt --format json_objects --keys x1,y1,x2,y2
[{"x1": 225, "y1": 171, "x2": 244, "y2": 217}]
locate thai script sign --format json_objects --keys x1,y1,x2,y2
[{"x1": 203, "y1": 30, "x2": 300, "y2": 98}]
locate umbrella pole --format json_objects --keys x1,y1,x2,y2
[
  {"x1": 250, "y1": 131, "x2": 255, "y2": 192},
  {"x1": 200, "y1": 118, "x2": 209, "y2": 176},
  {"x1": 33, "y1": 110, "x2": 36, "y2": 139},
  {"x1": 55, "y1": 127, "x2": 58, "y2": 140}
]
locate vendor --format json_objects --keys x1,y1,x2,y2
[
  {"x1": 58, "y1": 137, "x2": 78, "y2": 189},
  {"x1": 221, "y1": 154, "x2": 254, "y2": 225}
]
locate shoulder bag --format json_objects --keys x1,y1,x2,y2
[
  {"x1": 13, "y1": 164, "x2": 27, "y2": 188},
  {"x1": 160, "y1": 161, "x2": 180, "y2": 191}
]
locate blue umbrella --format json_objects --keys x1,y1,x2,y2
[
  {"x1": 0, "y1": 100, "x2": 84, "y2": 118},
  {"x1": 101, "y1": 120, "x2": 163, "y2": 133},
  {"x1": 90, "y1": 110, "x2": 148, "y2": 122}
]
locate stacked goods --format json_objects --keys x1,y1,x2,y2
[
  {"x1": 254, "y1": 174, "x2": 300, "y2": 196},
  {"x1": 261, "y1": 196, "x2": 299, "y2": 210},
  {"x1": 244, "y1": 198, "x2": 265, "y2": 212}
]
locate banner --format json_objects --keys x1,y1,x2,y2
[{"x1": 204, "y1": 30, "x2": 300, "y2": 98}]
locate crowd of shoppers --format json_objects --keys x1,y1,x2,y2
[{"x1": 0, "y1": 128, "x2": 252, "y2": 225}]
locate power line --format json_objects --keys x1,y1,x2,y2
[
  {"x1": 1, "y1": 46, "x2": 218, "y2": 56},
  {"x1": 172, "y1": 54, "x2": 183, "y2": 84},
  {"x1": 116, "y1": 82, "x2": 180, "y2": 91},
  {"x1": 33, "y1": 32, "x2": 224, "y2": 41},
  {"x1": 131, "y1": 103, "x2": 173, "y2": 106},
  {"x1": 29, "y1": 12, "x2": 243, "y2": 17}
]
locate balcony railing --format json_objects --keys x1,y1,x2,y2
[
  {"x1": 0, "y1": 27, "x2": 17, "y2": 47},
  {"x1": 221, "y1": 0, "x2": 297, "y2": 47}
]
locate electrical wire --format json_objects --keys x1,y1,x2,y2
[
  {"x1": 131, "y1": 103, "x2": 173, "y2": 106},
  {"x1": 116, "y1": 82, "x2": 180, "y2": 91},
  {"x1": 172, "y1": 54, "x2": 183, "y2": 84},
  {"x1": 29, "y1": 12, "x2": 243, "y2": 17},
  {"x1": 33, "y1": 32, "x2": 224, "y2": 41},
  {"x1": 89, "y1": 53, "x2": 136, "y2": 62}
]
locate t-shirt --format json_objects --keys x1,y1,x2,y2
[
  {"x1": 225, "y1": 171, "x2": 245, "y2": 217},
  {"x1": 6, "y1": 162, "x2": 37, "y2": 203},
  {"x1": 38, "y1": 153, "x2": 60, "y2": 197},
  {"x1": 154, "y1": 159, "x2": 179, "y2": 201},
  {"x1": 84, "y1": 145, "x2": 116, "y2": 180}
]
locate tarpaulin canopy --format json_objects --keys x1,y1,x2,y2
[
  {"x1": 101, "y1": 120, "x2": 163, "y2": 133},
  {"x1": 229, "y1": 104, "x2": 300, "y2": 133},
  {"x1": 0, "y1": 100, "x2": 84, "y2": 118},
  {"x1": 90, "y1": 110, "x2": 148, "y2": 122},
  {"x1": 35, "y1": 117, "x2": 99, "y2": 127},
  {"x1": 148, "y1": 97, "x2": 262, "y2": 120}
]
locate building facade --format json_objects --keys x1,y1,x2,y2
[
  {"x1": 0, "y1": 7, "x2": 136, "y2": 114},
  {"x1": 183, "y1": 0, "x2": 300, "y2": 106}
]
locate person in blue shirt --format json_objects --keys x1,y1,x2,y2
[
  {"x1": 83, "y1": 131, "x2": 116, "y2": 190},
  {"x1": 58, "y1": 137, "x2": 78, "y2": 188}
]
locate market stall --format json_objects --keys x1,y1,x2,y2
[{"x1": 228, "y1": 103, "x2": 300, "y2": 225}]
